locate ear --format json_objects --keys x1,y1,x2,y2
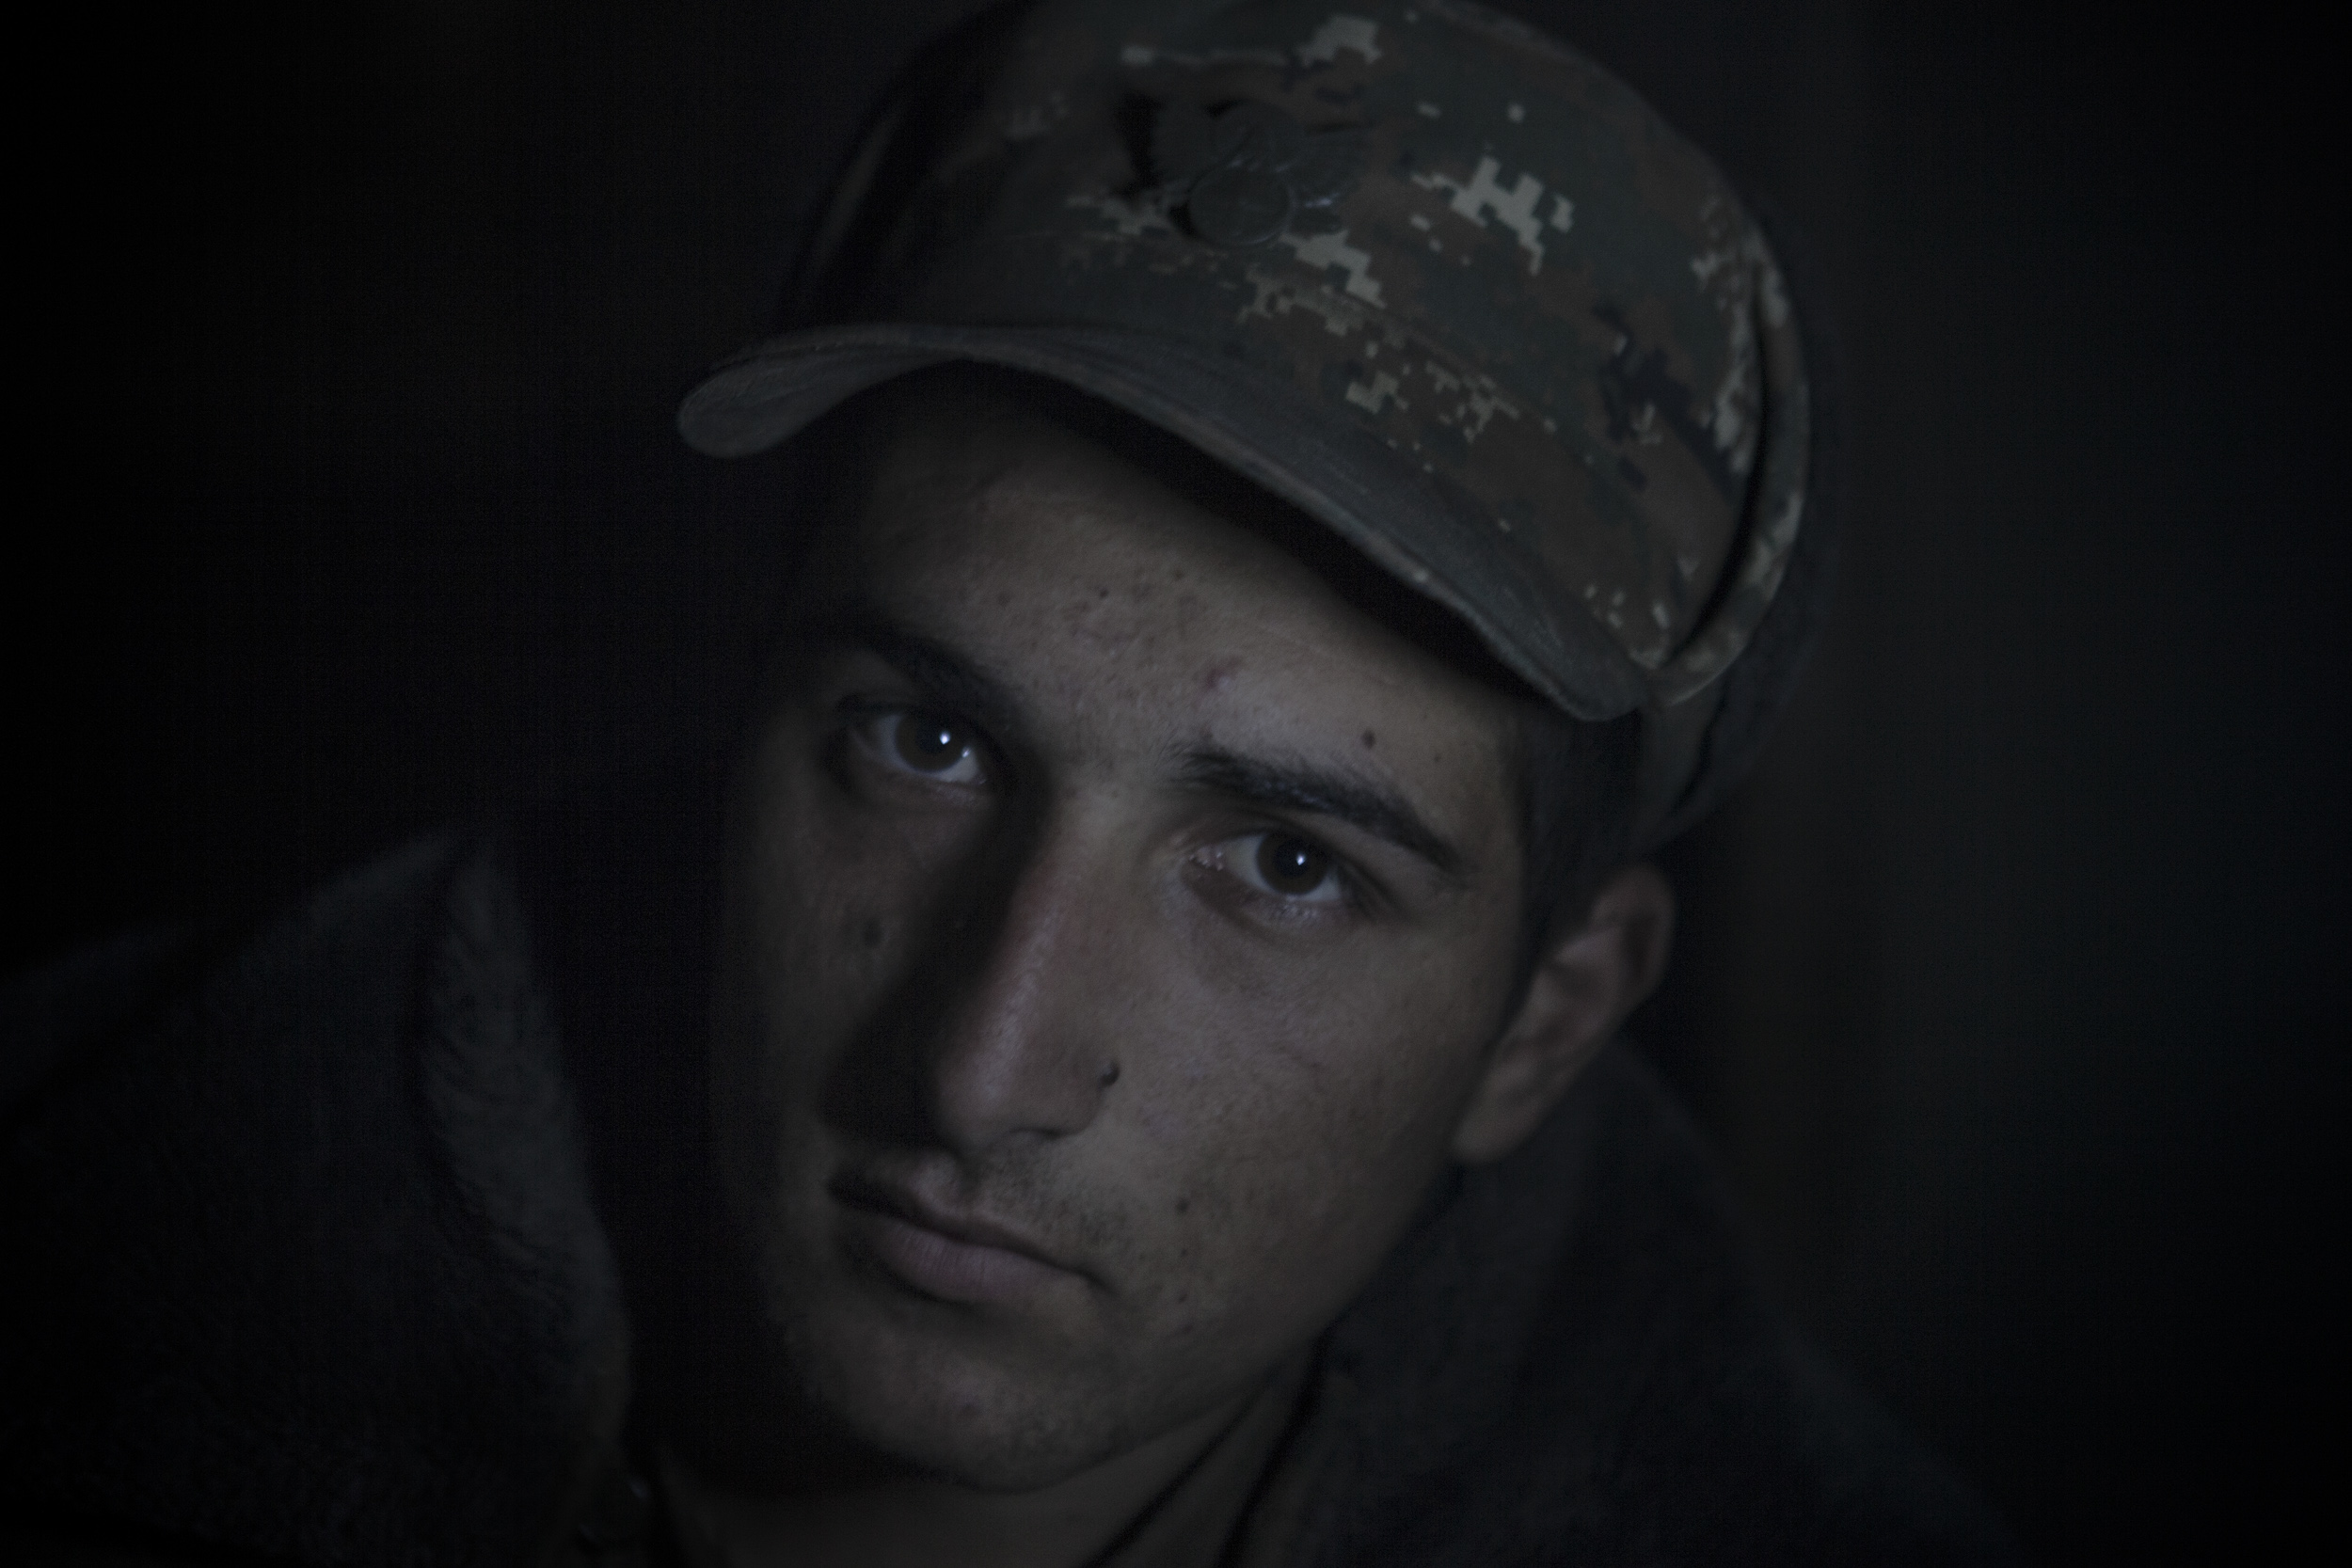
[{"x1": 1449, "y1": 863, "x2": 1677, "y2": 1164}]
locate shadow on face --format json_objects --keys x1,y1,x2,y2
[{"x1": 700, "y1": 372, "x2": 1543, "y2": 1492}]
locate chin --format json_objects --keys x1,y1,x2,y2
[{"x1": 786, "y1": 1289, "x2": 1148, "y2": 1491}]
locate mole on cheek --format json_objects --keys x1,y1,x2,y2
[{"x1": 1362, "y1": 730, "x2": 1377, "y2": 749}]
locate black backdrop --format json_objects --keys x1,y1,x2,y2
[{"x1": 14, "y1": 2, "x2": 2345, "y2": 1559}]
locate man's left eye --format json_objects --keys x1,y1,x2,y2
[
  {"x1": 1226, "y1": 832, "x2": 1347, "y2": 904},
  {"x1": 853, "y1": 709, "x2": 989, "y2": 786}
]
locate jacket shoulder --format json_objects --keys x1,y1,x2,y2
[
  {"x1": 1, "y1": 834, "x2": 624, "y2": 1568},
  {"x1": 1270, "y1": 1046, "x2": 2018, "y2": 1567},
  {"x1": 1571, "y1": 1053, "x2": 2020, "y2": 1565}
]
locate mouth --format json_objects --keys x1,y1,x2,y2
[{"x1": 829, "y1": 1169, "x2": 1087, "y2": 1307}]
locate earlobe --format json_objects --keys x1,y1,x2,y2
[{"x1": 1448, "y1": 863, "x2": 1677, "y2": 1164}]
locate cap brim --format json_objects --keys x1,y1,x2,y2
[{"x1": 677, "y1": 322, "x2": 1648, "y2": 721}]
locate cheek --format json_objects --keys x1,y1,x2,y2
[
  {"x1": 721, "y1": 721, "x2": 977, "y2": 1107},
  {"x1": 1113, "y1": 924, "x2": 1509, "y2": 1351}
]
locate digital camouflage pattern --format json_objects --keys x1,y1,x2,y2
[{"x1": 678, "y1": 0, "x2": 1812, "y2": 837}]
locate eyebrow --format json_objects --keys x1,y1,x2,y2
[
  {"x1": 1175, "y1": 747, "x2": 1471, "y2": 881},
  {"x1": 811, "y1": 605, "x2": 1032, "y2": 747}
]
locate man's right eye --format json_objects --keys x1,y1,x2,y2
[{"x1": 850, "y1": 708, "x2": 990, "y2": 787}]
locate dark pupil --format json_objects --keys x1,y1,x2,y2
[
  {"x1": 1256, "y1": 834, "x2": 1328, "y2": 895},
  {"x1": 896, "y1": 716, "x2": 967, "y2": 771}
]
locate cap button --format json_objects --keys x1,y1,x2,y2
[{"x1": 1188, "y1": 166, "x2": 1294, "y2": 247}]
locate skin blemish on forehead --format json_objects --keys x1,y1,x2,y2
[{"x1": 1201, "y1": 660, "x2": 1241, "y2": 691}]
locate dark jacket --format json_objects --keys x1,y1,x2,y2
[{"x1": 3, "y1": 832, "x2": 2014, "y2": 1566}]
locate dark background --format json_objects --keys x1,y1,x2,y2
[{"x1": 14, "y1": 1, "x2": 2345, "y2": 1559}]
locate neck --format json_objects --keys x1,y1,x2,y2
[{"x1": 660, "y1": 1386, "x2": 1261, "y2": 1568}]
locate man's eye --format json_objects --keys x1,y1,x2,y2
[
  {"x1": 1229, "y1": 832, "x2": 1346, "y2": 904},
  {"x1": 855, "y1": 709, "x2": 988, "y2": 785}
]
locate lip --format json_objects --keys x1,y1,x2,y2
[{"x1": 830, "y1": 1170, "x2": 1085, "y2": 1307}]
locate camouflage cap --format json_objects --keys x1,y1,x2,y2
[{"x1": 679, "y1": 0, "x2": 1817, "y2": 845}]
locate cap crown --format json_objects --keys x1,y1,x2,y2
[
  {"x1": 685, "y1": 0, "x2": 1819, "y2": 834},
  {"x1": 817, "y1": 0, "x2": 1805, "y2": 703}
]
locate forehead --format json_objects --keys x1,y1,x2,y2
[{"x1": 826, "y1": 386, "x2": 1522, "y2": 816}]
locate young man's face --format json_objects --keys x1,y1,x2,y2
[{"x1": 712, "y1": 390, "x2": 1533, "y2": 1490}]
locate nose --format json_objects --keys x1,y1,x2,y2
[{"x1": 918, "y1": 824, "x2": 1124, "y2": 1158}]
